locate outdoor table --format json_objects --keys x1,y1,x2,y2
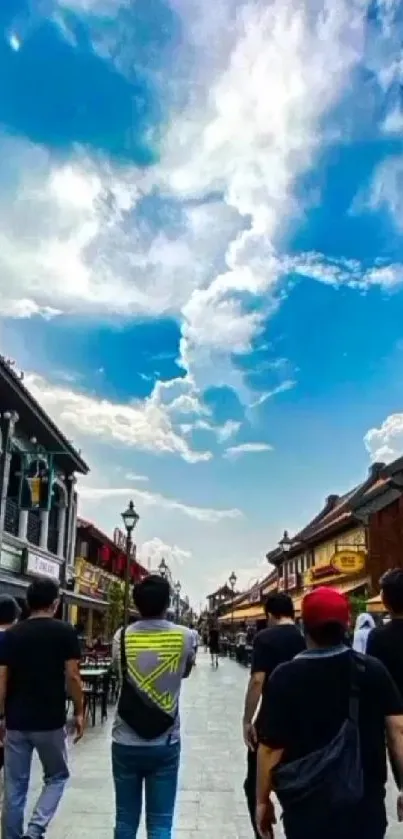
[{"x1": 80, "y1": 668, "x2": 111, "y2": 727}]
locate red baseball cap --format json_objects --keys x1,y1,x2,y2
[{"x1": 302, "y1": 587, "x2": 350, "y2": 628}]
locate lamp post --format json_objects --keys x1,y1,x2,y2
[
  {"x1": 279, "y1": 529, "x2": 292, "y2": 590},
  {"x1": 174, "y1": 580, "x2": 181, "y2": 623},
  {"x1": 121, "y1": 501, "x2": 140, "y2": 628},
  {"x1": 229, "y1": 571, "x2": 237, "y2": 637}
]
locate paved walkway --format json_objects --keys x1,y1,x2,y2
[{"x1": 25, "y1": 650, "x2": 400, "y2": 838}]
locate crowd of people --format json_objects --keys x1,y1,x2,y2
[{"x1": 0, "y1": 570, "x2": 403, "y2": 839}]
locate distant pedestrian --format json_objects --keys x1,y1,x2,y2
[
  {"x1": 352, "y1": 613, "x2": 375, "y2": 653},
  {"x1": 112, "y1": 574, "x2": 195, "y2": 839},
  {"x1": 367, "y1": 568, "x2": 403, "y2": 785},
  {"x1": 189, "y1": 623, "x2": 199, "y2": 665},
  {"x1": 208, "y1": 620, "x2": 220, "y2": 667},
  {"x1": 0, "y1": 578, "x2": 84, "y2": 839},
  {"x1": 256, "y1": 587, "x2": 403, "y2": 839},
  {"x1": 242, "y1": 592, "x2": 305, "y2": 839}
]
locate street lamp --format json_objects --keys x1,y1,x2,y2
[
  {"x1": 279, "y1": 529, "x2": 292, "y2": 591},
  {"x1": 121, "y1": 501, "x2": 140, "y2": 628},
  {"x1": 229, "y1": 571, "x2": 237, "y2": 637},
  {"x1": 175, "y1": 580, "x2": 181, "y2": 623},
  {"x1": 158, "y1": 558, "x2": 168, "y2": 578}
]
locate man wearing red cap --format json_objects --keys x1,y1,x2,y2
[{"x1": 256, "y1": 586, "x2": 403, "y2": 839}]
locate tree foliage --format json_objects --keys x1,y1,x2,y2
[{"x1": 106, "y1": 581, "x2": 124, "y2": 639}]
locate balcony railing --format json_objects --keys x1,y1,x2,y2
[
  {"x1": 27, "y1": 510, "x2": 40, "y2": 546},
  {"x1": 4, "y1": 497, "x2": 19, "y2": 536}
]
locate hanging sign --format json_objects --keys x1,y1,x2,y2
[{"x1": 330, "y1": 550, "x2": 366, "y2": 575}]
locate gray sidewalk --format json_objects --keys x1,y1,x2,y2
[{"x1": 25, "y1": 650, "x2": 401, "y2": 838}]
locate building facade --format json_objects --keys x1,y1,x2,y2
[
  {"x1": 72, "y1": 518, "x2": 148, "y2": 639},
  {"x1": 0, "y1": 357, "x2": 88, "y2": 608},
  {"x1": 266, "y1": 463, "x2": 386, "y2": 615}
]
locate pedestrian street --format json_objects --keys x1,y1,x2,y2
[{"x1": 27, "y1": 650, "x2": 401, "y2": 839}]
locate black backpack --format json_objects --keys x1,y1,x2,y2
[
  {"x1": 272, "y1": 652, "x2": 365, "y2": 814},
  {"x1": 117, "y1": 627, "x2": 177, "y2": 741}
]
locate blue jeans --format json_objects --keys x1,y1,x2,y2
[
  {"x1": 112, "y1": 741, "x2": 180, "y2": 839},
  {"x1": 2, "y1": 729, "x2": 69, "y2": 839}
]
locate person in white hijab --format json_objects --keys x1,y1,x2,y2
[{"x1": 353, "y1": 612, "x2": 376, "y2": 653}]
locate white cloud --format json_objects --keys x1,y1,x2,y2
[
  {"x1": 125, "y1": 473, "x2": 149, "y2": 483},
  {"x1": 24, "y1": 372, "x2": 211, "y2": 464},
  {"x1": 250, "y1": 380, "x2": 296, "y2": 408},
  {"x1": 78, "y1": 484, "x2": 242, "y2": 523},
  {"x1": 137, "y1": 537, "x2": 192, "y2": 574},
  {"x1": 225, "y1": 442, "x2": 273, "y2": 458},
  {"x1": 287, "y1": 251, "x2": 403, "y2": 290},
  {"x1": 364, "y1": 414, "x2": 403, "y2": 463},
  {"x1": 367, "y1": 155, "x2": 403, "y2": 232}
]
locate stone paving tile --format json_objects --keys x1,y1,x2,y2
[{"x1": 24, "y1": 650, "x2": 400, "y2": 837}]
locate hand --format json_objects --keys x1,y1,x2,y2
[
  {"x1": 397, "y1": 792, "x2": 403, "y2": 822},
  {"x1": 256, "y1": 800, "x2": 276, "y2": 839},
  {"x1": 73, "y1": 713, "x2": 85, "y2": 743},
  {"x1": 243, "y1": 721, "x2": 257, "y2": 751}
]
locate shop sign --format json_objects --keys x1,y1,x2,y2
[
  {"x1": 113, "y1": 528, "x2": 136, "y2": 558},
  {"x1": 331, "y1": 550, "x2": 366, "y2": 575},
  {"x1": 305, "y1": 564, "x2": 340, "y2": 586},
  {"x1": 26, "y1": 551, "x2": 60, "y2": 581},
  {"x1": 0, "y1": 547, "x2": 22, "y2": 574},
  {"x1": 77, "y1": 559, "x2": 122, "y2": 599}
]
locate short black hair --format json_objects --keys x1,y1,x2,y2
[
  {"x1": 380, "y1": 569, "x2": 403, "y2": 614},
  {"x1": 265, "y1": 592, "x2": 294, "y2": 620},
  {"x1": 133, "y1": 575, "x2": 170, "y2": 619},
  {"x1": 26, "y1": 578, "x2": 59, "y2": 612},
  {"x1": 305, "y1": 621, "x2": 346, "y2": 647},
  {"x1": 0, "y1": 595, "x2": 20, "y2": 625}
]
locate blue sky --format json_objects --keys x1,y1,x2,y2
[{"x1": 1, "y1": 0, "x2": 403, "y2": 604}]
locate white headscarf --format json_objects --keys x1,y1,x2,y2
[{"x1": 353, "y1": 612, "x2": 376, "y2": 653}]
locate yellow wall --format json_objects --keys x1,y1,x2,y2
[{"x1": 313, "y1": 526, "x2": 366, "y2": 567}]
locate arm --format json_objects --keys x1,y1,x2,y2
[
  {"x1": 257, "y1": 742, "x2": 284, "y2": 803},
  {"x1": 0, "y1": 665, "x2": 7, "y2": 719},
  {"x1": 182, "y1": 631, "x2": 195, "y2": 679},
  {"x1": 255, "y1": 667, "x2": 288, "y2": 838},
  {"x1": 243, "y1": 633, "x2": 269, "y2": 749},
  {"x1": 386, "y1": 715, "x2": 403, "y2": 789}
]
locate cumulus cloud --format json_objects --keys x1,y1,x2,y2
[
  {"x1": 0, "y1": 0, "x2": 394, "y2": 405},
  {"x1": 364, "y1": 414, "x2": 403, "y2": 463},
  {"x1": 137, "y1": 537, "x2": 192, "y2": 573},
  {"x1": 224, "y1": 442, "x2": 273, "y2": 458},
  {"x1": 24, "y1": 372, "x2": 211, "y2": 464},
  {"x1": 367, "y1": 155, "x2": 403, "y2": 232},
  {"x1": 78, "y1": 484, "x2": 242, "y2": 522}
]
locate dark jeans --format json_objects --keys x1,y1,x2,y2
[
  {"x1": 282, "y1": 794, "x2": 387, "y2": 839},
  {"x1": 244, "y1": 749, "x2": 259, "y2": 839},
  {"x1": 112, "y1": 741, "x2": 180, "y2": 839},
  {"x1": 2, "y1": 729, "x2": 69, "y2": 839}
]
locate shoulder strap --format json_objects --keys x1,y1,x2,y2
[
  {"x1": 349, "y1": 652, "x2": 365, "y2": 724},
  {"x1": 120, "y1": 626, "x2": 128, "y2": 679}
]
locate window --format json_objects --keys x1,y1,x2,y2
[{"x1": 79, "y1": 540, "x2": 89, "y2": 558}]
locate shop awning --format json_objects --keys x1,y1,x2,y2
[
  {"x1": 293, "y1": 577, "x2": 370, "y2": 616},
  {"x1": 62, "y1": 590, "x2": 108, "y2": 610},
  {"x1": 366, "y1": 594, "x2": 384, "y2": 613},
  {"x1": 218, "y1": 604, "x2": 264, "y2": 623}
]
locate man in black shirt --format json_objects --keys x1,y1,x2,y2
[
  {"x1": 242, "y1": 593, "x2": 305, "y2": 838},
  {"x1": 0, "y1": 578, "x2": 84, "y2": 839},
  {"x1": 256, "y1": 586, "x2": 403, "y2": 839},
  {"x1": 367, "y1": 568, "x2": 403, "y2": 786}
]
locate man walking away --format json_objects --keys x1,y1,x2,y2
[
  {"x1": 353, "y1": 612, "x2": 375, "y2": 653},
  {"x1": 367, "y1": 568, "x2": 403, "y2": 785},
  {"x1": 112, "y1": 575, "x2": 194, "y2": 839},
  {"x1": 0, "y1": 578, "x2": 84, "y2": 839},
  {"x1": 256, "y1": 587, "x2": 403, "y2": 839},
  {"x1": 242, "y1": 593, "x2": 305, "y2": 838},
  {"x1": 0, "y1": 597, "x2": 20, "y2": 787}
]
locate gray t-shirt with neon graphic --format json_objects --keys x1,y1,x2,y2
[{"x1": 112, "y1": 619, "x2": 194, "y2": 746}]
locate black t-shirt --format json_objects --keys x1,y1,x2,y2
[
  {"x1": 366, "y1": 620, "x2": 403, "y2": 698},
  {"x1": 252, "y1": 624, "x2": 305, "y2": 737},
  {"x1": 0, "y1": 617, "x2": 81, "y2": 731},
  {"x1": 259, "y1": 651, "x2": 403, "y2": 789}
]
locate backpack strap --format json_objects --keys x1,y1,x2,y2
[
  {"x1": 120, "y1": 626, "x2": 128, "y2": 680},
  {"x1": 348, "y1": 652, "x2": 365, "y2": 724}
]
